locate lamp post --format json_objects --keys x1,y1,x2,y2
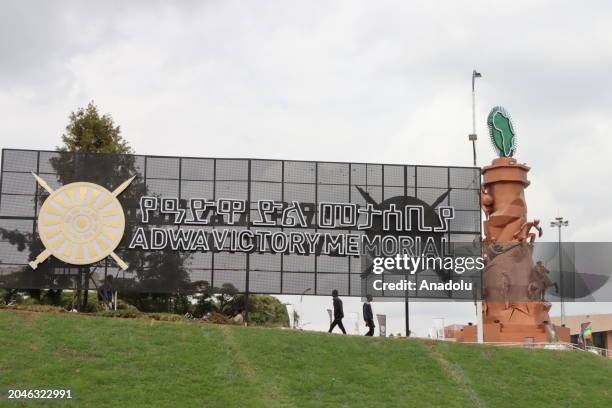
[
  {"x1": 469, "y1": 69, "x2": 482, "y2": 167},
  {"x1": 550, "y1": 217, "x2": 569, "y2": 325},
  {"x1": 470, "y1": 69, "x2": 483, "y2": 342}
]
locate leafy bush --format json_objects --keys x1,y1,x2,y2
[
  {"x1": 118, "y1": 293, "x2": 173, "y2": 313},
  {"x1": 116, "y1": 299, "x2": 139, "y2": 312},
  {"x1": 18, "y1": 297, "x2": 42, "y2": 306},
  {"x1": 1, "y1": 289, "x2": 23, "y2": 305},
  {"x1": 40, "y1": 289, "x2": 64, "y2": 306},
  {"x1": 229, "y1": 294, "x2": 290, "y2": 327},
  {"x1": 192, "y1": 297, "x2": 214, "y2": 318},
  {"x1": 83, "y1": 302, "x2": 105, "y2": 313}
]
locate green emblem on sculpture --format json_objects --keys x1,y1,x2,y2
[{"x1": 487, "y1": 106, "x2": 516, "y2": 157}]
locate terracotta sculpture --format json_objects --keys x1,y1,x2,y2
[
  {"x1": 480, "y1": 107, "x2": 569, "y2": 342},
  {"x1": 528, "y1": 261, "x2": 558, "y2": 301}
]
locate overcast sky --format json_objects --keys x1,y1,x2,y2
[{"x1": 1, "y1": 0, "x2": 611, "y2": 336}]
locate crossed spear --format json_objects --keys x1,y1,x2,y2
[{"x1": 29, "y1": 173, "x2": 134, "y2": 270}]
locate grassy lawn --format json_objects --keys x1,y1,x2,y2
[{"x1": 0, "y1": 310, "x2": 610, "y2": 407}]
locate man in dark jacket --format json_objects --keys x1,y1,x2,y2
[
  {"x1": 328, "y1": 289, "x2": 346, "y2": 334},
  {"x1": 363, "y1": 294, "x2": 375, "y2": 336}
]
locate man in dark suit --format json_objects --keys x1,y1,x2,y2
[
  {"x1": 363, "y1": 294, "x2": 375, "y2": 336},
  {"x1": 328, "y1": 289, "x2": 346, "y2": 334}
]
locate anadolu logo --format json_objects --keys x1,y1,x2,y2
[{"x1": 29, "y1": 173, "x2": 134, "y2": 270}]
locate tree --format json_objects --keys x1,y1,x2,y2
[
  {"x1": 55, "y1": 101, "x2": 133, "y2": 310},
  {"x1": 59, "y1": 102, "x2": 132, "y2": 154},
  {"x1": 215, "y1": 283, "x2": 239, "y2": 314}
]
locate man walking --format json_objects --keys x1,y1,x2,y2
[
  {"x1": 363, "y1": 294, "x2": 375, "y2": 336},
  {"x1": 328, "y1": 289, "x2": 346, "y2": 334}
]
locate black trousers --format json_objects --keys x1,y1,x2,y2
[
  {"x1": 365, "y1": 319, "x2": 375, "y2": 336},
  {"x1": 328, "y1": 318, "x2": 346, "y2": 334}
]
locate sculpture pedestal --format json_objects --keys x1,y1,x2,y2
[{"x1": 484, "y1": 322, "x2": 570, "y2": 343}]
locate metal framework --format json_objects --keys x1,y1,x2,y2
[{"x1": 0, "y1": 149, "x2": 482, "y2": 298}]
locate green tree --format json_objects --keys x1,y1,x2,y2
[
  {"x1": 54, "y1": 101, "x2": 134, "y2": 310},
  {"x1": 59, "y1": 102, "x2": 132, "y2": 154}
]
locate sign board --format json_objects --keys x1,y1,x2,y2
[{"x1": 0, "y1": 149, "x2": 481, "y2": 298}]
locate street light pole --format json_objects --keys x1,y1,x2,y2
[
  {"x1": 469, "y1": 69, "x2": 482, "y2": 167},
  {"x1": 470, "y1": 69, "x2": 483, "y2": 342},
  {"x1": 550, "y1": 217, "x2": 569, "y2": 325}
]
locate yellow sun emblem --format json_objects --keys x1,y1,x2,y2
[{"x1": 29, "y1": 173, "x2": 134, "y2": 270}]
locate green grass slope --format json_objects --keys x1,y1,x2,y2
[{"x1": 0, "y1": 310, "x2": 610, "y2": 408}]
